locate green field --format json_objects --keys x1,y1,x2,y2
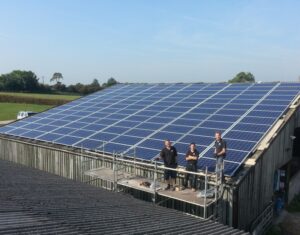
[
  {"x1": 0, "y1": 92, "x2": 81, "y2": 100},
  {"x1": 0, "y1": 92, "x2": 80, "y2": 121},
  {"x1": 0, "y1": 103, "x2": 53, "y2": 121}
]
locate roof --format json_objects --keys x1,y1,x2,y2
[
  {"x1": 0, "y1": 82, "x2": 299, "y2": 177},
  {"x1": 0, "y1": 159, "x2": 248, "y2": 235}
]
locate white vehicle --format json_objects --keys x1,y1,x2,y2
[{"x1": 17, "y1": 111, "x2": 37, "y2": 120}]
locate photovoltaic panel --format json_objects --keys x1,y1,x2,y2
[
  {"x1": 224, "y1": 130, "x2": 263, "y2": 142},
  {"x1": 8, "y1": 128, "x2": 29, "y2": 136},
  {"x1": 55, "y1": 136, "x2": 82, "y2": 145},
  {"x1": 172, "y1": 118, "x2": 201, "y2": 127},
  {"x1": 37, "y1": 125, "x2": 57, "y2": 132},
  {"x1": 232, "y1": 123, "x2": 270, "y2": 133},
  {"x1": 39, "y1": 133, "x2": 63, "y2": 142},
  {"x1": 0, "y1": 82, "x2": 299, "y2": 177},
  {"x1": 89, "y1": 132, "x2": 118, "y2": 142}
]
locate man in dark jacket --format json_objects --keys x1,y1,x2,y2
[
  {"x1": 158, "y1": 139, "x2": 178, "y2": 191},
  {"x1": 183, "y1": 143, "x2": 199, "y2": 192},
  {"x1": 214, "y1": 131, "x2": 227, "y2": 183}
]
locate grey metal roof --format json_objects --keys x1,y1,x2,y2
[{"x1": 0, "y1": 160, "x2": 248, "y2": 235}]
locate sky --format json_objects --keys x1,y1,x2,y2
[{"x1": 0, "y1": 0, "x2": 299, "y2": 85}]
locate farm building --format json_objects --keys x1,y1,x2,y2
[{"x1": 0, "y1": 82, "x2": 299, "y2": 234}]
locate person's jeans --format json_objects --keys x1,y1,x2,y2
[{"x1": 184, "y1": 164, "x2": 197, "y2": 189}]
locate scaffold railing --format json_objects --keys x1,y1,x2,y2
[{"x1": 82, "y1": 148, "x2": 224, "y2": 220}]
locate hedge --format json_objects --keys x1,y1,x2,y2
[{"x1": 0, "y1": 95, "x2": 70, "y2": 106}]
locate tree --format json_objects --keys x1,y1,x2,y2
[
  {"x1": 103, "y1": 77, "x2": 117, "y2": 87},
  {"x1": 91, "y1": 78, "x2": 100, "y2": 88},
  {"x1": 5, "y1": 75, "x2": 24, "y2": 91},
  {"x1": 229, "y1": 72, "x2": 255, "y2": 83},
  {"x1": 89, "y1": 79, "x2": 101, "y2": 92},
  {"x1": 14, "y1": 70, "x2": 39, "y2": 91},
  {"x1": 38, "y1": 83, "x2": 51, "y2": 93},
  {"x1": 50, "y1": 72, "x2": 63, "y2": 83},
  {"x1": 0, "y1": 80, "x2": 4, "y2": 91},
  {"x1": 0, "y1": 70, "x2": 39, "y2": 92},
  {"x1": 52, "y1": 82, "x2": 66, "y2": 92}
]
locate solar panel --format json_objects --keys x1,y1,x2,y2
[
  {"x1": 39, "y1": 133, "x2": 63, "y2": 142},
  {"x1": 0, "y1": 82, "x2": 299, "y2": 176}
]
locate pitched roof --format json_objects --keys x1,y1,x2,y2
[{"x1": 0, "y1": 159, "x2": 248, "y2": 235}]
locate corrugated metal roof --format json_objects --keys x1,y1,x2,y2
[{"x1": 0, "y1": 160, "x2": 248, "y2": 235}]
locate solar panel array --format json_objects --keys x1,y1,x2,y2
[{"x1": 0, "y1": 82, "x2": 299, "y2": 176}]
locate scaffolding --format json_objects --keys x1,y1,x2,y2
[
  {"x1": 214, "y1": 161, "x2": 225, "y2": 222},
  {"x1": 82, "y1": 149, "x2": 224, "y2": 220}
]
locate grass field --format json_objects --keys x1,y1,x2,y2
[
  {"x1": 0, "y1": 92, "x2": 79, "y2": 121},
  {"x1": 0, "y1": 103, "x2": 53, "y2": 121},
  {"x1": 0, "y1": 92, "x2": 81, "y2": 100}
]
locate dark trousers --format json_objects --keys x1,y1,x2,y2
[
  {"x1": 184, "y1": 164, "x2": 197, "y2": 188},
  {"x1": 216, "y1": 156, "x2": 224, "y2": 183}
]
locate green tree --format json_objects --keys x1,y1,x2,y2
[
  {"x1": 50, "y1": 72, "x2": 63, "y2": 83},
  {"x1": 69, "y1": 83, "x2": 85, "y2": 94},
  {"x1": 52, "y1": 82, "x2": 66, "y2": 92},
  {"x1": 103, "y1": 77, "x2": 117, "y2": 87},
  {"x1": 91, "y1": 78, "x2": 100, "y2": 87},
  {"x1": 89, "y1": 79, "x2": 101, "y2": 92},
  {"x1": 229, "y1": 72, "x2": 255, "y2": 83},
  {"x1": 14, "y1": 70, "x2": 39, "y2": 91},
  {"x1": 5, "y1": 75, "x2": 24, "y2": 91},
  {"x1": 0, "y1": 80, "x2": 4, "y2": 91},
  {"x1": 0, "y1": 70, "x2": 39, "y2": 91}
]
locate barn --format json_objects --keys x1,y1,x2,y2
[{"x1": 0, "y1": 82, "x2": 299, "y2": 234}]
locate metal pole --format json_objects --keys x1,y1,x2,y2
[
  {"x1": 113, "y1": 151, "x2": 116, "y2": 191},
  {"x1": 222, "y1": 160, "x2": 224, "y2": 185},
  {"x1": 153, "y1": 160, "x2": 158, "y2": 204},
  {"x1": 78, "y1": 144, "x2": 85, "y2": 180},
  {"x1": 102, "y1": 141, "x2": 106, "y2": 168},
  {"x1": 103, "y1": 141, "x2": 105, "y2": 157},
  {"x1": 204, "y1": 167, "x2": 208, "y2": 219},
  {"x1": 81, "y1": 144, "x2": 84, "y2": 180},
  {"x1": 133, "y1": 147, "x2": 136, "y2": 176},
  {"x1": 215, "y1": 163, "x2": 218, "y2": 221}
]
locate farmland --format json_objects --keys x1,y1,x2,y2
[
  {"x1": 0, "y1": 103, "x2": 53, "y2": 121},
  {"x1": 0, "y1": 92, "x2": 80, "y2": 100},
  {"x1": 0, "y1": 92, "x2": 80, "y2": 121}
]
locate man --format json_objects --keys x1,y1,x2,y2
[
  {"x1": 183, "y1": 143, "x2": 199, "y2": 192},
  {"x1": 214, "y1": 131, "x2": 227, "y2": 183},
  {"x1": 157, "y1": 139, "x2": 178, "y2": 191}
]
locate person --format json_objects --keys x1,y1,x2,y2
[
  {"x1": 182, "y1": 143, "x2": 199, "y2": 192},
  {"x1": 157, "y1": 139, "x2": 178, "y2": 191},
  {"x1": 214, "y1": 131, "x2": 227, "y2": 183}
]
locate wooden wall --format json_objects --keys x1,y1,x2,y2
[
  {"x1": 233, "y1": 107, "x2": 300, "y2": 231},
  {"x1": 0, "y1": 138, "x2": 111, "y2": 188}
]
